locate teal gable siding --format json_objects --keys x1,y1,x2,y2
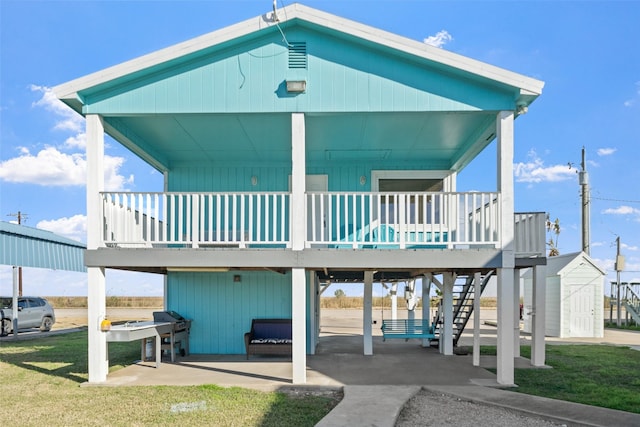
[
  {"x1": 82, "y1": 26, "x2": 516, "y2": 115},
  {"x1": 167, "y1": 271, "x2": 293, "y2": 354}
]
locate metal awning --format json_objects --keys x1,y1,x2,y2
[{"x1": 0, "y1": 221, "x2": 86, "y2": 272}]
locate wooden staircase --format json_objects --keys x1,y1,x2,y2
[
  {"x1": 622, "y1": 283, "x2": 640, "y2": 325},
  {"x1": 433, "y1": 271, "x2": 494, "y2": 346}
]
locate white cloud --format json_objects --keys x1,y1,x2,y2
[
  {"x1": 0, "y1": 146, "x2": 131, "y2": 190},
  {"x1": 602, "y1": 205, "x2": 640, "y2": 222},
  {"x1": 64, "y1": 133, "x2": 87, "y2": 149},
  {"x1": 0, "y1": 146, "x2": 86, "y2": 185},
  {"x1": 37, "y1": 215, "x2": 87, "y2": 243},
  {"x1": 1, "y1": 84, "x2": 135, "y2": 190},
  {"x1": 30, "y1": 85, "x2": 84, "y2": 133},
  {"x1": 603, "y1": 206, "x2": 639, "y2": 215},
  {"x1": 514, "y1": 150, "x2": 576, "y2": 183},
  {"x1": 597, "y1": 147, "x2": 617, "y2": 156},
  {"x1": 424, "y1": 30, "x2": 453, "y2": 48},
  {"x1": 624, "y1": 81, "x2": 640, "y2": 107},
  {"x1": 622, "y1": 243, "x2": 639, "y2": 251}
]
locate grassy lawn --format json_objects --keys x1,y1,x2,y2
[
  {"x1": 0, "y1": 332, "x2": 339, "y2": 426},
  {"x1": 477, "y1": 344, "x2": 640, "y2": 414}
]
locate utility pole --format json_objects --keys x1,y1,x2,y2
[
  {"x1": 7, "y1": 211, "x2": 28, "y2": 296},
  {"x1": 615, "y1": 236, "x2": 624, "y2": 327},
  {"x1": 579, "y1": 147, "x2": 590, "y2": 255}
]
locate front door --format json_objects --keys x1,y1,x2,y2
[{"x1": 569, "y1": 285, "x2": 594, "y2": 336}]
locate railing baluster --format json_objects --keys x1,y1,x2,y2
[
  {"x1": 256, "y1": 194, "x2": 262, "y2": 243},
  {"x1": 248, "y1": 194, "x2": 254, "y2": 243},
  {"x1": 98, "y1": 190, "x2": 521, "y2": 251}
]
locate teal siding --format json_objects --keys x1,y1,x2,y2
[
  {"x1": 168, "y1": 165, "x2": 292, "y2": 192},
  {"x1": 169, "y1": 161, "x2": 451, "y2": 193},
  {"x1": 82, "y1": 27, "x2": 515, "y2": 115},
  {"x1": 167, "y1": 271, "x2": 293, "y2": 354}
]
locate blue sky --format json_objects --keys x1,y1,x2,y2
[{"x1": 1, "y1": 1, "x2": 639, "y2": 297}]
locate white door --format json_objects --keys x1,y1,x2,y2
[{"x1": 569, "y1": 285, "x2": 595, "y2": 337}]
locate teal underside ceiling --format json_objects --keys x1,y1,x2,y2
[{"x1": 78, "y1": 21, "x2": 528, "y2": 173}]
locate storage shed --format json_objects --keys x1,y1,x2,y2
[{"x1": 523, "y1": 252, "x2": 604, "y2": 338}]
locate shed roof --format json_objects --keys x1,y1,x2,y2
[
  {"x1": 0, "y1": 222, "x2": 86, "y2": 272},
  {"x1": 546, "y1": 251, "x2": 606, "y2": 277}
]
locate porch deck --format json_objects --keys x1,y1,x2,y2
[{"x1": 99, "y1": 191, "x2": 546, "y2": 258}]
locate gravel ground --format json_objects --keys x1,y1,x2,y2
[{"x1": 396, "y1": 390, "x2": 564, "y2": 427}]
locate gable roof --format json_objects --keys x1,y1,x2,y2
[
  {"x1": 54, "y1": 3, "x2": 543, "y2": 113},
  {"x1": 547, "y1": 251, "x2": 606, "y2": 277}
]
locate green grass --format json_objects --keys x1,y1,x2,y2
[
  {"x1": 0, "y1": 332, "x2": 339, "y2": 426},
  {"x1": 605, "y1": 322, "x2": 640, "y2": 331},
  {"x1": 476, "y1": 345, "x2": 640, "y2": 414}
]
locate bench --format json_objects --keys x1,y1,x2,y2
[
  {"x1": 244, "y1": 318, "x2": 292, "y2": 359},
  {"x1": 381, "y1": 319, "x2": 435, "y2": 341}
]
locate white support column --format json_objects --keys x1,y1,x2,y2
[
  {"x1": 390, "y1": 282, "x2": 398, "y2": 320},
  {"x1": 86, "y1": 114, "x2": 108, "y2": 383},
  {"x1": 473, "y1": 272, "x2": 481, "y2": 366},
  {"x1": 88, "y1": 267, "x2": 107, "y2": 382},
  {"x1": 363, "y1": 271, "x2": 374, "y2": 356},
  {"x1": 497, "y1": 268, "x2": 515, "y2": 385},
  {"x1": 531, "y1": 264, "x2": 547, "y2": 366},
  {"x1": 496, "y1": 110, "x2": 516, "y2": 386},
  {"x1": 292, "y1": 268, "x2": 307, "y2": 383},
  {"x1": 291, "y1": 113, "x2": 306, "y2": 251},
  {"x1": 441, "y1": 273, "x2": 454, "y2": 355},
  {"x1": 513, "y1": 269, "x2": 521, "y2": 358},
  {"x1": 309, "y1": 271, "x2": 317, "y2": 355},
  {"x1": 422, "y1": 276, "x2": 431, "y2": 348},
  {"x1": 12, "y1": 266, "x2": 18, "y2": 337},
  {"x1": 407, "y1": 280, "x2": 416, "y2": 323}
]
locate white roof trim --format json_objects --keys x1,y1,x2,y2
[
  {"x1": 550, "y1": 251, "x2": 606, "y2": 276},
  {"x1": 54, "y1": 3, "x2": 544, "y2": 102}
]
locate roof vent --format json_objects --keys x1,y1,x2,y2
[{"x1": 288, "y1": 42, "x2": 307, "y2": 69}]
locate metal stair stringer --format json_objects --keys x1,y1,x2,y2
[
  {"x1": 433, "y1": 271, "x2": 494, "y2": 346},
  {"x1": 622, "y1": 283, "x2": 640, "y2": 325}
]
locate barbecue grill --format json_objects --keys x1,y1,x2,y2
[{"x1": 153, "y1": 311, "x2": 191, "y2": 361}]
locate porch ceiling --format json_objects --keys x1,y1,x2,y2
[{"x1": 107, "y1": 110, "x2": 496, "y2": 170}]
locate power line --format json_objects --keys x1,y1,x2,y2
[{"x1": 591, "y1": 196, "x2": 640, "y2": 204}]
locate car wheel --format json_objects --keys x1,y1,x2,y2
[
  {"x1": 40, "y1": 317, "x2": 53, "y2": 332},
  {"x1": 1, "y1": 319, "x2": 11, "y2": 336}
]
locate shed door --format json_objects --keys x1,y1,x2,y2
[{"x1": 569, "y1": 285, "x2": 594, "y2": 336}]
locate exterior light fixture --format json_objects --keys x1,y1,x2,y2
[
  {"x1": 251, "y1": 176, "x2": 258, "y2": 186},
  {"x1": 516, "y1": 104, "x2": 528, "y2": 115},
  {"x1": 286, "y1": 80, "x2": 306, "y2": 93},
  {"x1": 359, "y1": 175, "x2": 367, "y2": 185}
]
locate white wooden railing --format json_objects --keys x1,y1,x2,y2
[
  {"x1": 306, "y1": 192, "x2": 500, "y2": 249},
  {"x1": 514, "y1": 212, "x2": 547, "y2": 257},
  {"x1": 100, "y1": 191, "x2": 547, "y2": 252},
  {"x1": 102, "y1": 192, "x2": 290, "y2": 248}
]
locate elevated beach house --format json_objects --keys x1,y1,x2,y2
[{"x1": 54, "y1": 4, "x2": 547, "y2": 385}]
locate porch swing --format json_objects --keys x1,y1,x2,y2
[{"x1": 381, "y1": 280, "x2": 436, "y2": 341}]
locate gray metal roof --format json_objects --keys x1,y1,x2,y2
[{"x1": 0, "y1": 221, "x2": 86, "y2": 272}]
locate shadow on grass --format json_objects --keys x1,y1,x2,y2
[
  {"x1": 0, "y1": 331, "x2": 139, "y2": 384},
  {"x1": 258, "y1": 386, "x2": 343, "y2": 427},
  {"x1": 469, "y1": 344, "x2": 640, "y2": 414}
]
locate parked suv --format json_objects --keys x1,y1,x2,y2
[{"x1": 0, "y1": 296, "x2": 56, "y2": 335}]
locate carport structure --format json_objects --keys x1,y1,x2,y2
[{"x1": 0, "y1": 221, "x2": 86, "y2": 335}]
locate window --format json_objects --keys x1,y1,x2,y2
[
  {"x1": 372, "y1": 170, "x2": 455, "y2": 227},
  {"x1": 378, "y1": 178, "x2": 443, "y2": 224}
]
